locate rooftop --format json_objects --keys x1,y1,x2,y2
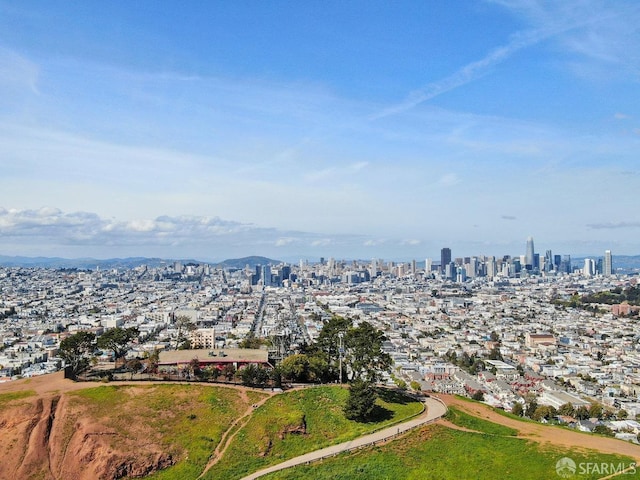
[{"x1": 158, "y1": 348, "x2": 269, "y2": 365}]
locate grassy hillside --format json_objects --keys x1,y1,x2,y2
[
  {"x1": 263, "y1": 423, "x2": 640, "y2": 480},
  {"x1": 445, "y1": 405, "x2": 518, "y2": 436},
  {"x1": 205, "y1": 387, "x2": 423, "y2": 480},
  {"x1": 69, "y1": 384, "x2": 269, "y2": 480},
  {"x1": 0, "y1": 389, "x2": 36, "y2": 408}
]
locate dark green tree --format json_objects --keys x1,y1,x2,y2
[
  {"x1": 97, "y1": 327, "x2": 139, "y2": 367},
  {"x1": 270, "y1": 365, "x2": 282, "y2": 388},
  {"x1": 125, "y1": 358, "x2": 143, "y2": 379},
  {"x1": 558, "y1": 403, "x2": 575, "y2": 417},
  {"x1": 314, "y1": 315, "x2": 352, "y2": 367},
  {"x1": 59, "y1": 331, "x2": 96, "y2": 376},
  {"x1": 307, "y1": 353, "x2": 331, "y2": 382},
  {"x1": 525, "y1": 399, "x2": 538, "y2": 418},
  {"x1": 240, "y1": 364, "x2": 269, "y2": 387},
  {"x1": 574, "y1": 405, "x2": 590, "y2": 420},
  {"x1": 344, "y1": 379, "x2": 377, "y2": 422},
  {"x1": 254, "y1": 365, "x2": 270, "y2": 386},
  {"x1": 279, "y1": 354, "x2": 310, "y2": 382},
  {"x1": 344, "y1": 321, "x2": 392, "y2": 383},
  {"x1": 222, "y1": 363, "x2": 236, "y2": 381},
  {"x1": 593, "y1": 425, "x2": 615, "y2": 437},
  {"x1": 239, "y1": 333, "x2": 265, "y2": 349},
  {"x1": 511, "y1": 402, "x2": 524, "y2": 417},
  {"x1": 532, "y1": 405, "x2": 557, "y2": 421},
  {"x1": 588, "y1": 403, "x2": 603, "y2": 419}
]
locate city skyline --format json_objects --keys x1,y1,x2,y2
[{"x1": 1, "y1": 1, "x2": 640, "y2": 259}]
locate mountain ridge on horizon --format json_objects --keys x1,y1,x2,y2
[
  {"x1": 0, "y1": 254, "x2": 639, "y2": 272},
  {"x1": 0, "y1": 254, "x2": 283, "y2": 270}
]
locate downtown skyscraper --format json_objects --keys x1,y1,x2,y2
[
  {"x1": 441, "y1": 247, "x2": 451, "y2": 274},
  {"x1": 603, "y1": 250, "x2": 613, "y2": 276},
  {"x1": 525, "y1": 236, "x2": 535, "y2": 270}
]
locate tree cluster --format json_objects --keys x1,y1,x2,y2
[
  {"x1": 59, "y1": 327, "x2": 139, "y2": 377},
  {"x1": 582, "y1": 286, "x2": 640, "y2": 306},
  {"x1": 59, "y1": 331, "x2": 96, "y2": 376},
  {"x1": 97, "y1": 327, "x2": 139, "y2": 367},
  {"x1": 239, "y1": 363, "x2": 271, "y2": 387},
  {"x1": 512, "y1": 400, "x2": 614, "y2": 423},
  {"x1": 286, "y1": 315, "x2": 392, "y2": 422},
  {"x1": 279, "y1": 316, "x2": 392, "y2": 386}
]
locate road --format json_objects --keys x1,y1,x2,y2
[{"x1": 240, "y1": 396, "x2": 448, "y2": 480}]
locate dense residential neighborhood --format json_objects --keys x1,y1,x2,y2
[{"x1": 2, "y1": 255, "x2": 640, "y2": 441}]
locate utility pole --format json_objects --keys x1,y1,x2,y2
[{"x1": 338, "y1": 332, "x2": 344, "y2": 384}]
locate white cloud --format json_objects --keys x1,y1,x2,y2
[
  {"x1": 275, "y1": 237, "x2": 298, "y2": 247},
  {"x1": 401, "y1": 239, "x2": 422, "y2": 246},
  {"x1": 364, "y1": 239, "x2": 387, "y2": 247},
  {"x1": 310, "y1": 239, "x2": 333, "y2": 247}
]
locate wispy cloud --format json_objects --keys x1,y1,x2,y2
[
  {"x1": 304, "y1": 161, "x2": 369, "y2": 183},
  {"x1": 501, "y1": 215, "x2": 517, "y2": 220},
  {"x1": 492, "y1": 0, "x2": 640, "y2": 78},
  {"x1": 437, "y1": 173, "x2": 461, "y2": 187},
  {"x1": 0, "y1": 47, "x2": 40, "y2": 94},
  {"x1": 373, "y1": 0, "x2": 639, "y2": 119},
  {"x1": 586, "y1": 221, "x2": 640, "y2": 230},
  {"x1": 400, "y1": 239, "x2": 421, "y2": 246},
  {"x1": 372, "y1": 26, "x2": 561, "y2": 119}
]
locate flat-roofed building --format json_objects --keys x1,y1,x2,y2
[{"x1": 158, "y1": 348, "x2": 271, "y2": 372}]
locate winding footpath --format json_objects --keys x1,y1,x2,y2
[{"x1": 239, "y1": 396, "x2": 448, "y2": 480}]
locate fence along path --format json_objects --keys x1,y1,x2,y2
[{"x1": 240, "y1": 396, "x2": 448, "y2": 480}]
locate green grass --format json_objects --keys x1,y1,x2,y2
[
  {"x1": 0, "y1": 389, "x2": 36, "y2": 409},
  {"x1": 70, "y1": 384, "x2": 268, "y2": 480},
  {"x1": 205, "y1": 386, "x2": 423, "y2": 480},
  {"x1": 263, "y1": 424, "x2": 640, "y2": 480},
  {"x1": 445, "y1": 406, "x2": 518, "y2": 436}
]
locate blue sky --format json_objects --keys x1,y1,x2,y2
[{"x1": 1, "y1": 0, "x2": 640, "y2": 261}]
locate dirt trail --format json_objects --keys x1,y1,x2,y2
[
  {"x1": 440, "y1": 395, "x2": 640, "y2": 462},
  {"x1": 198, "y1": 391, "x2": 275, "y2": 479}
]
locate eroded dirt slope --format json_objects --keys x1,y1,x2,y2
[{"x1": 0, "y1": 392, "x2": 174, "y2": 480}]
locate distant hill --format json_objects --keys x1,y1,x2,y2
[
  {"x1": 216, "y1": 256, "x2": 282, "y2": 269},
  {"x1": 0, "y1": 255, "x2": 282, "y2": 270},
  {"x1": 0, "y1": 256, "x2": 194, "y2": 269}
]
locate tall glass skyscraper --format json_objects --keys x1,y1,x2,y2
[
  {"x1": 525, "y1": 236, "x2": 535, "y2": 269},
  {"x1": 603, "y1": 250, "x2": 613, "y2": 276},
  {"x1": 440, "y1": 248, "x2": 451, "y2": 273}
]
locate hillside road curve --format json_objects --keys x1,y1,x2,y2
[{"x1": 240, "y1": 396, "x2": 447, "y2": 480}]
